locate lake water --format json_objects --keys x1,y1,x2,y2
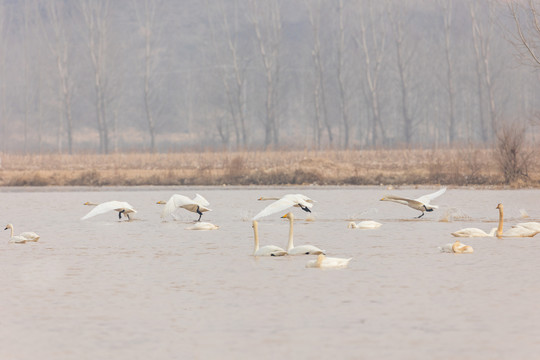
[{"x1": 1, "y1": 186, "x2": 540, "y2": 360}]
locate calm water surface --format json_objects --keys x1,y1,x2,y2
[{"x1": 1, "y1": 186, "x2": 540, "y2": 360}]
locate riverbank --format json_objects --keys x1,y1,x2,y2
[{"x1": 0, "y1": 149, "x2": 537, "y2": 187}]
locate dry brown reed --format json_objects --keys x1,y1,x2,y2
[{"x1": 0, "y1": 149, "x2": 538, "y2": 187}]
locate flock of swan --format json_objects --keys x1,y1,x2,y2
[{"x1": 5, "y1": 187, "x2": 540, "y2": 267}]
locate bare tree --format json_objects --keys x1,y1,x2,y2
[
  {"x1": 248, "y1": 0, "x2": 282, "y2": 149},
  {"x1": 133, "y1": 0, "x2": 166, "y2": 152},
  {"x1": 41, "y1": 0, "x2": 75, "y2": 154},
  {"x1": 470, "y1": 0, "x2": 498, "y2": 142},
  {"x1": 79, "y1": 0, "x2": 112, "y2": 154},
  {"x1": 386, "y1": 1, "x2": 418, "y2": 146},
  {"x1": 508, "y1": 0, "x2": 540, "y2": 68},
  {"x1": 0, "y1": 0, "x2": 10, "y2": 153},
  {"x1": 354, "y1": 0, "x2": 387, "y2": 147},
  {"x1": 206, "y1": 0, "x2": 251, "y2": 149},
  {"x1": 439, "y1": 0, "x2": 457, "y2": 145},
  {"x1": 305, "y1": 0, "x2": 332, "y2": 149},
  {"x1": 337, "y1": 0, "x2": 351, "y2": 149}
]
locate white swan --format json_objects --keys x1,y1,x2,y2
[
  {"x1": 81, "y1": 201, "x2": 136, "y2": 220},
  {"x1": 439, "y1": 240, "x2": 474, "y2": 253},
  {"x1": 451, "y1": 227, "x2": 497, "y2": 237},
  {"x1": 496, "y1": 203, "x2": 540, "y2": 237},
  {"x1": 4, "y1": 224, "x2": 40, "y2": 243},
  {"x1": 252, "y1": 220, "x2": 287, "y2": 256},
  {"x1": 281, "y1": 212, "x2": 325, "y2": 255},
  {"x1": 161, "y1": 194, "x2": 211, "y2": 221},
  {"x1": 185, "y1": 222, "x2": 219, "y2": 230},
  {"x1": 306, "y1": 254, "x2": 352, "y2": 268},
  {"x1": 347, "y1": 221, "x2": 382, "y2": 229},
  {"x1": 380, "y1": 187, "x2": 446, "y2": 218},
  {"x1": 253, "y1": 194, "x2": 315, "y2": 220}
]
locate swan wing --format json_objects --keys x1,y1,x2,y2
[
  {"x1": 185, "y1": 222, "x2": 219, "y2": 230},
  {"x1": 321, "y1": 257, "x2": 352, "y2": 268},
  {"x1": 288, "y1": 245, "x2": 325, "y2": 255},
  {"x1": 81, "y1": 201, "x2": 134, "y2": 220},
  {"x1": 451, "y1": 228, "x2": 489, "y2": 237},
  {"x1": 502, "y1": 226, "x2": 540, "y2": 237},
  {"x1": 19, "y1": 232, "x2": 40, "y2": 241},
  {"x1": 514, "y1": 222, "x2": 540, "y2": 232},
  {"x1": 161, "y1": 194, "x2": 193, "y2": 218},
  {"x1": 282, "y1": 194, "x2": 314, "y2": 210},
  {"x1": 254, "y1": 245, "x2": 287, "y2": 256},
  {"x1": 292, "y1": 194, "x2": 316, "y2": 204},
  {"x1": 253, "y1": 198, "x2": 298, "y2": 220},
  {"x1": 438, "y1": 243, "x2": 454, "y2": 253},
  {"x1": 382, "y1": 195, "x2": 424, "y2": 210},
  {"x1": 357, "y1": 221, "x2": 382, "y2": 229},
  {"x1": 415, "y1": 187, "x2": 446, "y2": 205},
  {"x1": 192, "y1": 194, "x2": 210, "y2": 207}
]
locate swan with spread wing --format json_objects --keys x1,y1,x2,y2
[{"x1": 380, "y1": 187, "x2": 446, "y2": 218}]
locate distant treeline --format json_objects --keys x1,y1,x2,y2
[{"x1": 0, "y1": 0, "x2": 539, "y2": 154}]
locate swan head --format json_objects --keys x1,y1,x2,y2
[
  {"x1": 4, "y1": 224, "x2": 13, "y2": 231},
  {"x1": 156, "y1": 201, "x2": 166, "y2": 204},
  {"x1": 347, "y1": 222, "x2": 357, "y2": 229},
  {"x1": 281, "y1": 212, "x2": 294, "y2": 220},
  {"x1": 83, "y1": 202, "x2": 93, "y2": 205},
  {"x1": 496, "y1": 203, "x2": 503, "y2": 210}
]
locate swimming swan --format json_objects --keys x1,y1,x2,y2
[
  {"x1": 306, "y1": 254, "x2": 352, "y2": 268},
  {"x1": 496, "y1": 203, "x2": 540, "y2": 237},
  {"x1": 451, "y1": 227, "x2": 497, "y2": 237},
  {"x1": 439, "y1": 240, "x2": 474, "y2": 253},
  {"x1": 281, "y1": 212, "x2": 325, "y2": 255},
  {"x1": 4, "y1": 224, "x2": 40, "y2": 243},
  {"x1": 185, "y1": 222, "x2": 219, "y2": 230},
  {"x1": 253, "y1": 194, "x2": 315, "y2": 220},
  {"x1": 161, "y1": 194, "x2": 211, "y2": 221},
  {"x1": 347, "y1": 221, "x2": 382, "y2": 229},
  {"x1": 252, "y1": 220, "x2": 287, "y2": 256},
  {"x1": 380, "y1": 187, "x2": 446, "y2": 218},
  {"x1": 81, "y1": 201, "x2": 136, "y2": 220}
]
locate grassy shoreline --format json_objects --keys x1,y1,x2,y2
[{"x1": 0, "y1": 149, "x2": 537, "y2": 188}]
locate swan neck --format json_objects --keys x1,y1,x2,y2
[
  {"x1": 252, "y1": 221, "x2": 259, "y2": 253},
  {"x1": 286, "y1": 217, "x2": 294, "y2": 251},
  {"x1": 260, "y1": 197, "x2": 279, "y2": 201},
  {"x1": 497, "y1": 207, "x2": 504, "y2": 237},
  {"x1": 9, "y1": 226, "x2": 13, "y2": 238}
]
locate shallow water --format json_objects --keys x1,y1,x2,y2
[{"x1": 1, "y1": 186, "x2": 540, "y2": 360}]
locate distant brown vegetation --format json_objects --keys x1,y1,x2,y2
[{"x1": 0, "y1": 148, "x2": 538, "y2": 187}]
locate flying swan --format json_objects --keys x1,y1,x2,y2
[
  {"x1": 161, "y1": 194, "x2": 211, "y2": 221},
  {"x1": 252, "y1": 220, "x2": 287, "y2": 256},
  {"x1": 81, "y1": 201, "x2": 136, "y2": 220},
  {"x1": 4, "y1": 224, "x2": 40, "y2": 243},
  {"x1": 439, "y1": 240, "x2": 474, "y2": 253},
  {"x1": 347, "y1": 221, "x2": 382, "y2": 229},
  {"x1": 253, "y1": 194, "x2": 315, "y2": 220},
  {"x1": 380, "y1": 187, "x2": 446, "y2": 218},
  {"x1": 495, "y1": 203, "x2": 539, "y2": 237},
  {"x1": 306, "y1": 254, "x2": 352, "y2": 268},
  {"x1": 281, "y1": 212, "x2": 325, "y2": 255}
]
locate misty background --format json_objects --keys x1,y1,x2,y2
[{"x1": 0, "y1": 0, "x2": 539, "y2": 154}]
